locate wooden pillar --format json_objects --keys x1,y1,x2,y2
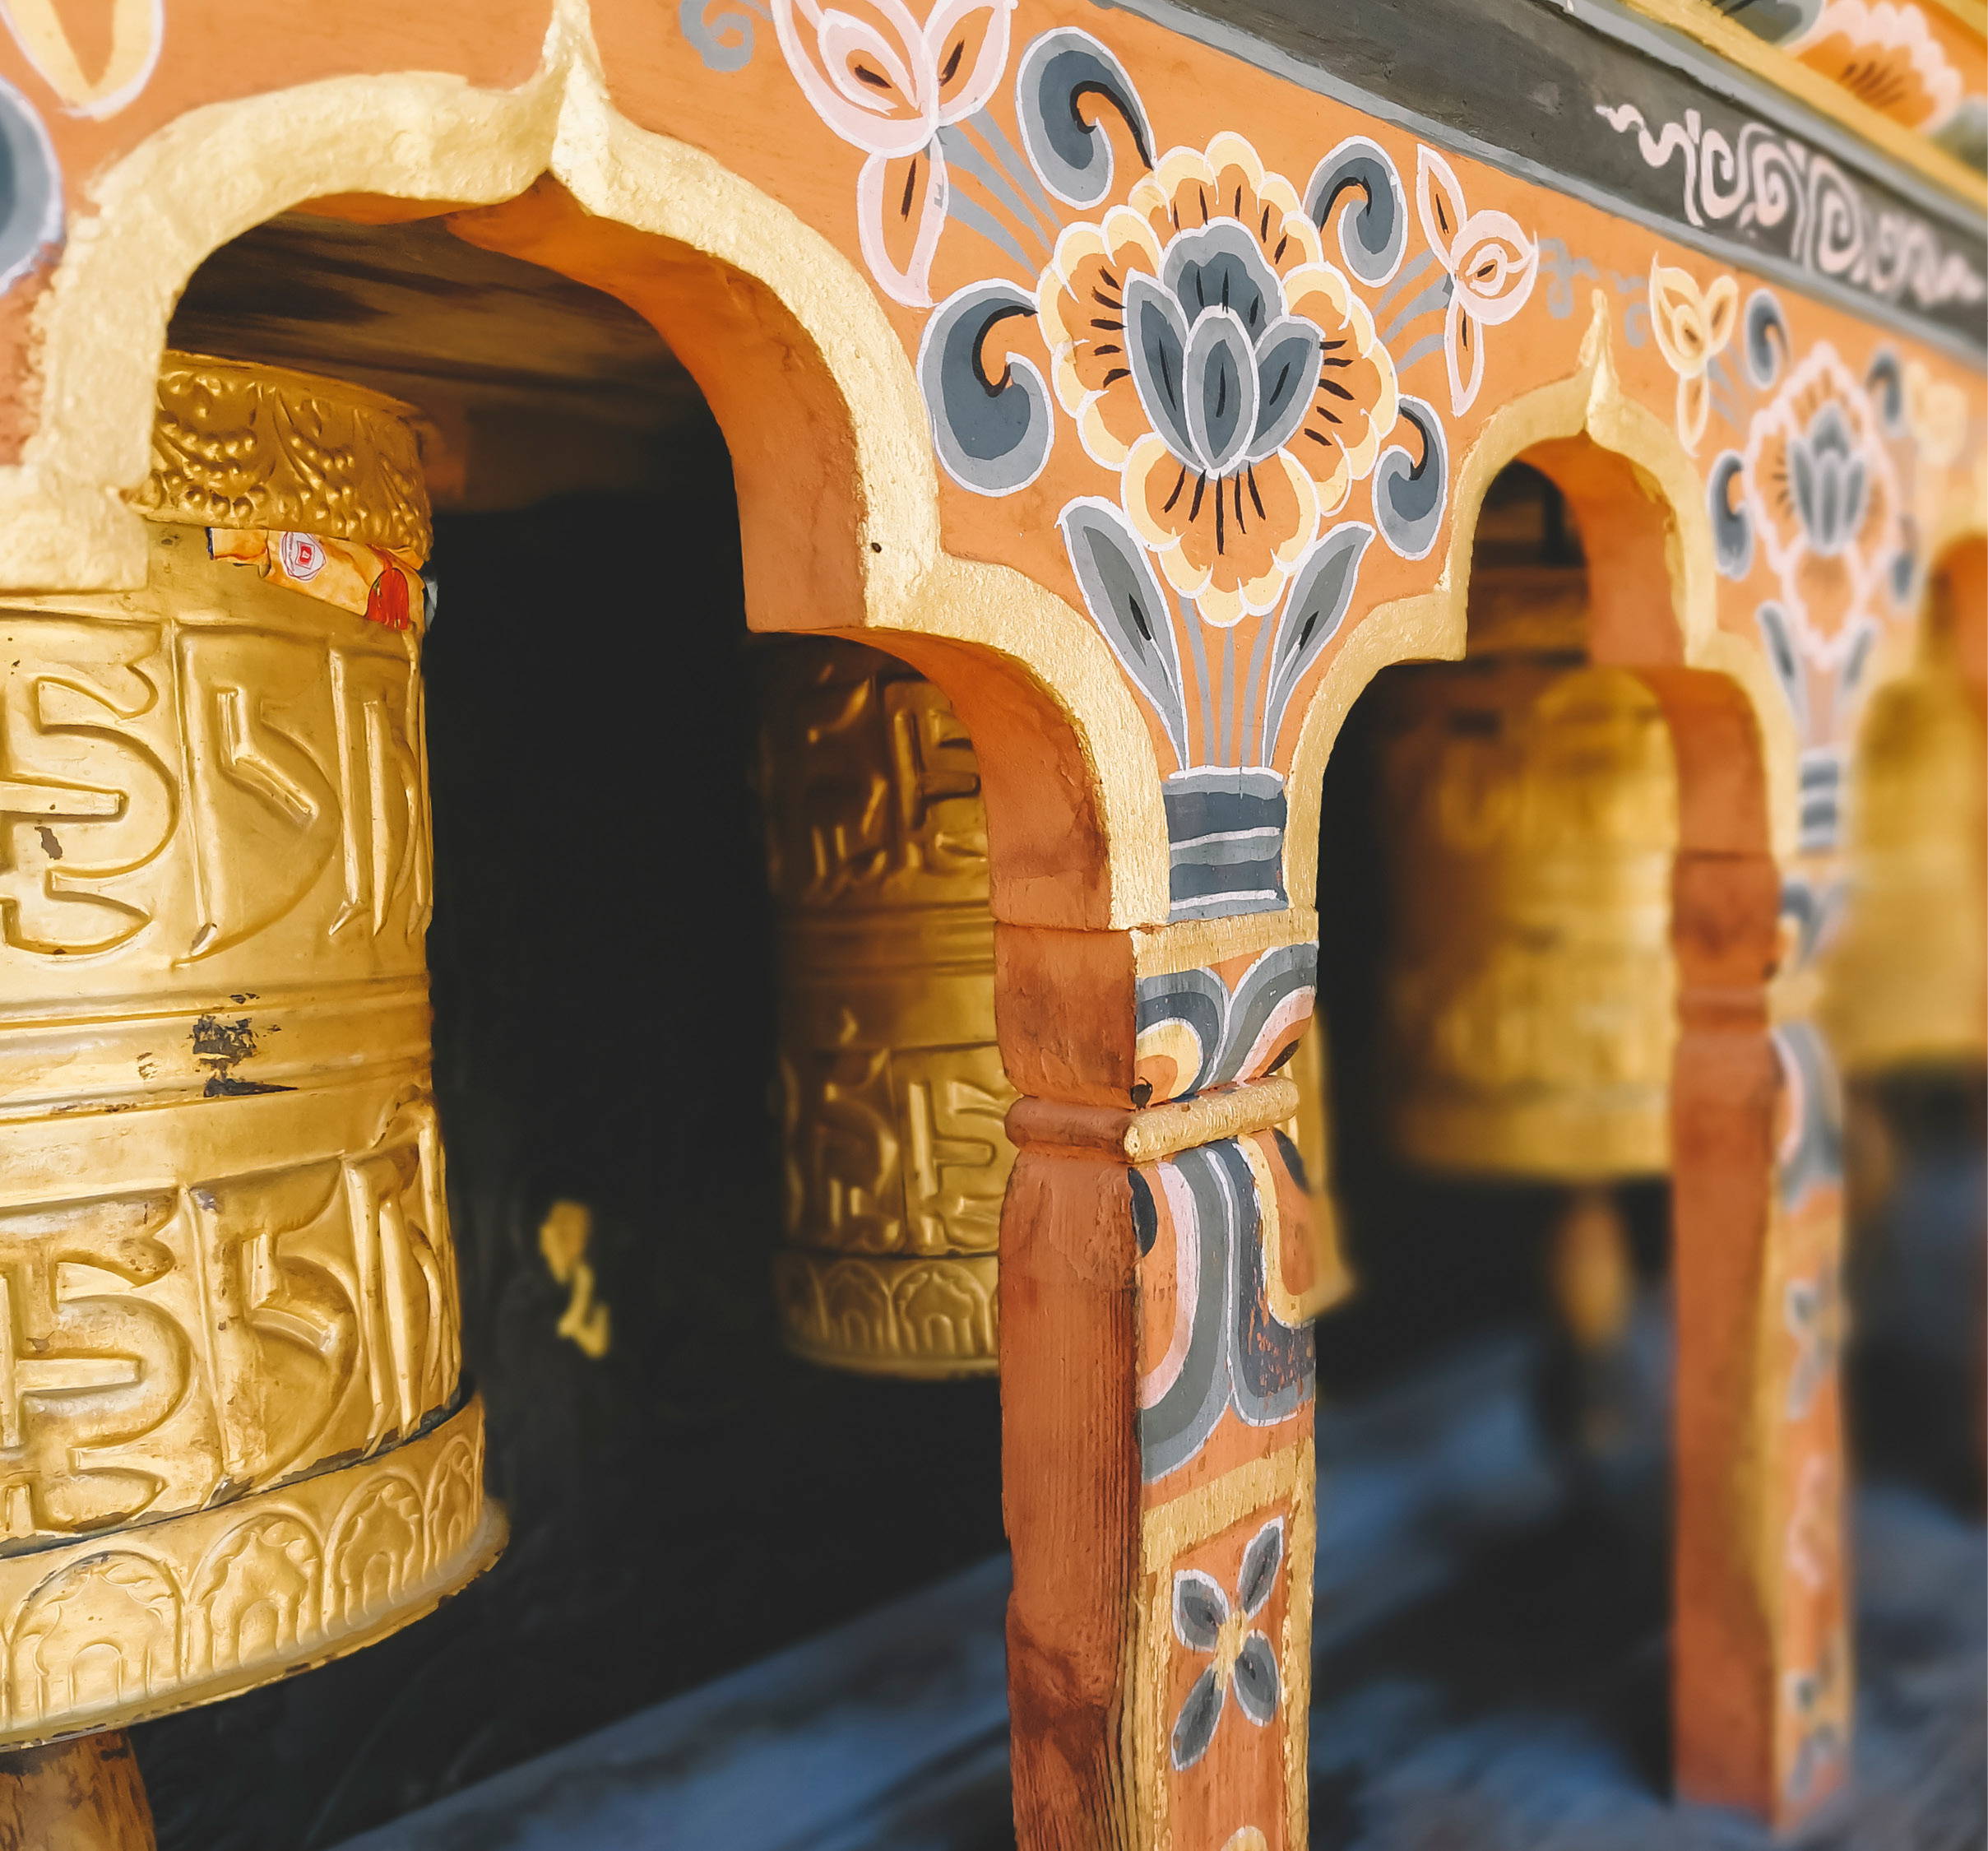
[
  {"x1": 999, "y1": 916, "x2": 1322, "y2": 1851},
  {"x1": 1657, "y1": 670, "x2": 1850, "y2": 1825},
  {"x1": 0, "y1": 1733, "x2": 155, "y2": 1851}
]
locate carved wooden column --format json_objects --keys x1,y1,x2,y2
[
  {"x1": 1647, "y1": 670, "x2": 1850, "y2": 1825},
  {"x1": 1000, "y1": 908, "x2": 1326, "y2": 1851},
  {"x1": 0, "y1": 355, "x2": 501, "y2": 1798}
]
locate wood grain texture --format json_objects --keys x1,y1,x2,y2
[{"x1": 0, "y1": 1733, "x2": 156, "y2": 1851}]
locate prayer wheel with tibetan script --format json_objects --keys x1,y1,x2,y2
[{"x1": 0, "y1": 353, "x2": 502, "y2": 1755}]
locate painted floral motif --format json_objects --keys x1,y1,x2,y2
[
  {"x1": 1791, "y1": 0, "x2": 1966, "y2": 131},
  {"x1": 1414, "y1": 146, "x2": 1538, "y2": 415},
  {"x1": 1648, "y1": 259, "x2": 1739, "y2": 454},
  {"x1": 1170, "y1": 1517, "x2": 1285, "y2": 1770},
  {"x1": 1741, "y1": 342, "x2": 1902, "y2": 667},
  {"x1": 1039, "y1": 134, "x2": 1397, "y2": 624},
  {"x1": 772, "y1": 0, "x2": 1014, "y2": 304}
]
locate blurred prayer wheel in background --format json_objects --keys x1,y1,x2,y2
[
  {"x1": 1822, "y1": 650, "x2": 1988, "y2": 1079},
  {"x1": 758, "y1": 639, "x2": 1345, "y2": 1377},
  {"x1": 0, "y1": 355, "x2": 501, "y2": 1761},
  {"x1": 1373, "y1": 562, "x2": 1680, "y2": 1369},
  {"x1": 1374, "y1": 567, "x2": 1680, "y2": 1182}
]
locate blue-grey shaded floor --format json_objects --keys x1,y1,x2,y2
[{"x1": 337, "y1": 1334, "x2": 1986, "y2": 1851}]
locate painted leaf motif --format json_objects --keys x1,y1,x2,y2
[
  {"x1": 1261, "y1": 521, "x2": 1372, "y2": 754},
  {"x1": 1015, "y1": 26, "x2": 1153, "y2": 206},
  {"x1": 1676, "y1": 371, "x2": 1710, "y2": 455},
  {"x1": 1236, "y1": 1515, "x2": 1285, "y2": 1615},
  {"x1": 1124, "y1": 273, "x2": 1194, "y2": 461},
  {"x1": 1373, "y1": 397, "x2": 1448, "y2": 561},
  {"x1": 923, "y1": 0, "x2": 1014, "y2": 126},
  {"x1": 1709, "y1": 452, "x2": 1753, "y2": 579},
  {"x1": 1448, "y1": 212, "x2": 1536, "y2": 325},
  {"x1": 1414, "y1": 145, "x2": 1469, "y2": 270},
  {"x1": 919, "y1": 279, "x2": 1053, "y2": 494},
  {"x1": 1745, "y1": 289, "x2": 1790, "y2": 387},
  {"x1": 1173, "y1": 1568, "x2": 1228, "y2": 1649},
  {"x1": 1233, "y1": 1632, "x2": 1281, "y2": 1724},
  {"x1": 1171, "y1": 1665, "x2": 1226, "y2": 1769},
  {"x1": 1444, "y1": 288, "x2": 1483, "y2": 415},
  {"x1": 1756, "y1": 602, "x2": 1810, "y2": 735},
  {"x1": 775, "y1": 0, "x2": 937, "y2": 157},
  {"x1": 1183, "y1": 309, "x2": 1260, "y2": 475},
  {"x1": 1304, "y1": 136, "x2": 1408, "y2": 288},
  {"x1": 858, "y1": 145, "x2": 948, "y2": 307},
  {"x1": 1060, "y1": 499, "x2": 1191, "y2": 768},
  {"x1": 1252, "y1": 318, "x2": 1326, "y2": 460}
]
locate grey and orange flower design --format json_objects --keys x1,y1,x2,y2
[
  {"x1": 1039, "y1": 134, "x2": 1398, "y2": 625},
  {"x1": 1741, "y1": 341, "x2": 1903, "y2": 666}
]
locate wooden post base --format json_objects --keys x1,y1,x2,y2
[{"x1": 0, "y1": 1733, "x2": 156, "y2": 1851}]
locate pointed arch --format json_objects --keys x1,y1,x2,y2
[
  {"x1": 1281, "y1": 291, "x2": 1800, "y2": 902},
  {"x1": 0, "y1": 4, "x2": 1171, "y2": 928}
]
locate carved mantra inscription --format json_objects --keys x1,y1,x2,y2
[
  {"x1": 0, "y1": 589, "x2": 429, "y2": 972},
  {"x1": 0, "y1": 1096, "x2": 459, "y2": 1542},
  {"x1": 761, "y1": 640, "x2": 1015, "y2": 1377}
]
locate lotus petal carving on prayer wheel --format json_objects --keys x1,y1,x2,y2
[{"x1": 0, "y1": 354, "x2": 502, "y2": 1747}]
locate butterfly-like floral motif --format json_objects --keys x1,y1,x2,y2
[
  {"x1": 1648, "y1": 258, "x2": 1739, "y2": 455},
  {"x1": 772, "y1": 0, "x2": 1015, "y2": 305},
  {"x1": 1791, "y1": 0, "x2": 1965, "y2": 132},
  {"x1": 1414, "y1": 146, "x2": 1538, "y2": 416}
]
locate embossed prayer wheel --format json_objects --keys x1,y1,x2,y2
[
  {"x1": 759, "y1": 639, "x2": 1345, "y2": 1376},
  {"x1": 758, "y1": 639, "x2": 1009, "y2": 1378},
  {"x1": 1374, "y1": 567, "x2": 1680, "y2": 1185},
  {"x1": 0, "y1": 354, "x2": 502, "y2": 1751}
]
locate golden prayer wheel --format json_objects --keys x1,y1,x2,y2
[
  {"x1": 0, "y1": 353, "x2": 502, "y2": 1748},
  {"x1": 1374, "y1": 564, "x2": 1680, "y2": 1358},
  {"x1": 1374, "y1": 573, "x2": 1680, "y2": 1181},
  {"x1": 758, "y1": 639, "x2": 1345, "y2": 1377},
  {"x1": 1822, "y1": 656, "x2": 1988, "y2": 1076}
]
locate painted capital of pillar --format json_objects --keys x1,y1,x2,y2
[{"x1": 0, "y1": 352, "x2": 501, "y2": 1747}]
